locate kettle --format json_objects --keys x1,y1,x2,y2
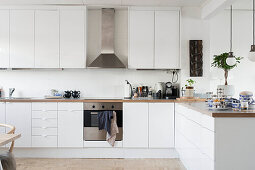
[
  {"x1": 154, "y1": 82, "x2": 165, "y2": 99},
  {"x1": 124, "y1": 80, "x2": 133, "y2": 99}
]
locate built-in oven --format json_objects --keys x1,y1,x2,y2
[{"x1": 83, "y1": 102, "x2": 123, "y2": 141}]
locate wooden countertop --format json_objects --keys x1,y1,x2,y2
[
  {"x1": 0, "y1": 98, "x2": 178, "y2": 103},
  {"x1": 0, "y1": 97, "x2": 206, "y2": 103},
  {"x1": 180, "y1": 102, "x2": 255, "y2": 117}
]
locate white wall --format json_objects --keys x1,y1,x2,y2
[
  {"x1": 180, "y1": 7, "x2": 211, "y2": 93},
  {"x1": 0, "y1": 69, "x2": 175, "y2": 98},
  {"x1": 209, "y1": 7, "x2": 254, "y2": 97}
]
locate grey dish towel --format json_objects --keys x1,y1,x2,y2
[{"x1": 98, "y1": 111, "x2": 113, "y2": 135}]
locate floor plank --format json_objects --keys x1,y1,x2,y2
[{"x1": 16, "y1": 158, "x2": 186, "y2": 170}]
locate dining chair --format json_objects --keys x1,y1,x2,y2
[{"x1": 0, "y1": 124, "x2": 16, "y2": 170}]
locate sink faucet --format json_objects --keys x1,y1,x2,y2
[{"x1": 9, "y1": 88, "x2": 15, "y2": 98}]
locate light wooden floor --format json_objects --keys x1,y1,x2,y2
[{"x1": 16, "y1": 158, "x2": 186, "y2": 170}]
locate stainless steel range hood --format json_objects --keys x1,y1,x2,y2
[{"x1": 88, "y1": 8, "x2": 126, "y2": 68}]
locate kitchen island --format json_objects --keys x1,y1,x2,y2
[{"x1": 176, "y1": 102, "x2": 255, "y2": 170}]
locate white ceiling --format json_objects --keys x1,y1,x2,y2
[{"x1": 0, "y1": 0, "x2": 209, "y2": 7}]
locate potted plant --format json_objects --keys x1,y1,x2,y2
[
  {"x1": 211, "y1": 53, "x2": 242, "y2": 96},
  {"x1": 185, "y1": 79, "x2": 196, "y2": 98}
]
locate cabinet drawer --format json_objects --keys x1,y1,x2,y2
[
  {"x1": 32, "y1": 118, "x2": 57, "y2": 127},
  {"x1": 201, "y1": 127, "x2": 215, "y2": 160},
  {"x1": 201, "y1": 114, "x2": 215, "y2": 132},
  {"x1": 32, "y1": 127, "x2": 57, "y2": 136},
  {"x1": 32, "y1": 136, "x2": 57, "y2": 147},
  {"x1": 32, "y1": 102, "x2": 57, "y2": 111},
  {"x1": 32, "y1": 110, "x2": 57, "y2": 119},
  {"x1": 58, "y1": 102, "x2": 83, "y2": 111}
]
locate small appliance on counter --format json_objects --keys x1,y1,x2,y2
[
  {"x1": 154, "y1": 82, "x2": 165, "y2": 99},
  {"x1": 72, "y1": 90, "x2": 81, "y2": 99},
  {"x1": 124, "y1": 80, "x2": 133, "y2": 99},
  {"x1": 164, "y1": 82, "x2": 180, "y2": 99},
  {"x1": 63, "y1": 90, "x2": 73, "y2": 98}
]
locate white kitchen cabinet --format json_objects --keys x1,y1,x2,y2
[
  {"x1": 123, "y1": 103, "x2": 149, "y2": 148},
  {"x1": 129, "y1": 10, "x2": 154, "y2": 69},
  {"x1": 35, "y1": 10, "x2": 59, "y2": 68},
  {"x1": 60, "y1": 9, "x2": 86, "y2": 68},
  {"x1": 6, "y1": 102, "x2": 32, "y2": 147},
  {"x1": 0, "y1": 10, "x2": 10, "y2": 68},
  {"x1": 0, "y1": 102, "x2": 5, "y2": 133},
  {"x1": 148, "y1": 103, "x2": 174, "y2": 148},
  {"x1": 10, "y1": 10, "x2": 34, "y2": 68},
  {"x1": 155, "y1": 11, "x2": 180, "y2": 69},
  {"x1": 58, "y1": 103, "x2": 83, "y2": 147},
  {"x1": 128, "y1": 8, "x2": 180, "y2": 69}
]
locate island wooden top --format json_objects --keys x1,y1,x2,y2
[
  {"x1": 180, "y1": 102, "x2": 255, "y2": 117},
  {"x1": 0, "y1": 133, "x2": 21, "y2": 146}
]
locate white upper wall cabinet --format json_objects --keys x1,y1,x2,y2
[
  {"x1": 35, "y1": 10, "x2": 60, "y2": 68},
  {"x1": 60, "y1": 9, "x2": 86, "y2": 68},
  {"x1": 0, "y1": 10, "x2": 10, "y2": 68},
  {"x1": 10, "y1": 10, "x2": 35, "y2": 68},
  {"x1": 128, "y1": 8, "x2": 180, "y2": 69},
  {"x1": 129, "y1": 10, "x2": 155, "y2": 69},
  {"x1": 155, "y1": 10, "x2": 180, "y2": 69}
]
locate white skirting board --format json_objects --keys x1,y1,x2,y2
[{"x1": 5, "y1": 148, "x2": 178, "y2": 158}]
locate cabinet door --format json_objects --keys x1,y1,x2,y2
[
  {"x1": 10, "y1": 10, "x2": 34, "y2": 68},
  {"x1": 149, "y1": 103, "x2": 174, "y2": 148},
  {"x1": 35, "y1": 10, "x2": 59, "y2": 68},
  {"x1": 58, "y1": 110, "x2": 83, "y2": 147},
  {"x1": 0, "y1": 10, "x2": 10, "y2": 68},
  {"x1": 129, "y1": 10, "x2": 154, "y2": 69},
  {"x1": 60, "y1": 9, "x2": 86, "y2": 68},
  {"x1": 6, "y1": 102, "x2": 32, "y2": 147},
  {"x1": 155, "y1": 10, "x2": 180, "y2": 69},
  {"x1": 0, "y1": 102, "x2": 5, "y2": 133},
  {"x1": 123, "y1": 103, "x2": 148, "y2": 148}
]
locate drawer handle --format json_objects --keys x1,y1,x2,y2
[
  {"x1": 42, "y1": 127, "x2": 47, "y2": 129},
  {"x1": 41, "y1": 118, "x2": 48, "y2": 121},
  {"x1": 41, "y1": 135, "x2": 48, "y2": 137}
]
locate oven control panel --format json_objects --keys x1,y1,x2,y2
[{"x1": 83, "y1": 102, "x2": 123, "y2": 111}]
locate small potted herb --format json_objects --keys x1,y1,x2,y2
[{"x1": 185, "y1": 79, "x2": 196, "y2": 98}]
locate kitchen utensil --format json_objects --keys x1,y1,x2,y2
[
  {"x1": 142, "y1": 86, "x2": 149, "y2": 97},
  {"x1": 72, "y1": 90, "x2": 80, "y2": 99},
  {"x1": 63, "y1": 91, "x2": 72, "y2": 98}
]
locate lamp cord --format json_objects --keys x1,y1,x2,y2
[
  {"x1": 230, "y1": 5, "x2": 233, "y2": 52},
  {"x1": 253, "y1": 0, "x2": 255, "y2": 45}
]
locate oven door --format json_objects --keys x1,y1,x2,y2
[{"x1": 83, "y1": 110, "x2": 123, "y2": 141}]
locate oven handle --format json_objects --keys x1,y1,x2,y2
[{"x1": 90, "y1": 112, "x2": 98, "y2": 115}]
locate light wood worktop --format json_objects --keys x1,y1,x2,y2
[{"x1": 180, "y1": 102, "x2": 255, "y2": 117}]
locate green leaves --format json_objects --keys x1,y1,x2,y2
[
  {"x1": 211, "y1": 52, "x2": 243, "y2": 70},
  {"x1": 185, "y1": 79, "x2": 196, "y2": 87}
]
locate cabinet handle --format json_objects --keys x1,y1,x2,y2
[
  {"x1": 41, "y1": 127, "x2": 47, "y2": 129},
  {"x1": 41, "y1": 118, "x2": 48, "y2": 121},
  {"x1": 41, "y1": 135, "x2": 47, "y2": 137}
]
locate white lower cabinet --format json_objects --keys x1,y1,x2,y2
[
  {"x1": 123, "y1": 102, "x2": 175, "y2": 148},
  {"x1": 175, "y1": 104, "x2": 215, "y2": 170},
  {"x1": 6, "y1": 102, "x2": 32, "y2": 147},
  {"x1": 123, "y1": 103, "x2": 149, "y2": 148},
  {"x1": 32, "y1": 102, "x2": 58, "y2": 147},
  {"x1": 58, "y1": 103, "x2": 83, "y2": 147},
  {"x1": 148, "y1": 103, "x2": 174, "y2": 148}
]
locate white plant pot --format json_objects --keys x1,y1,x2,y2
[{"x1": 217, "y1": 85, "x2": 235, "y2": 97}]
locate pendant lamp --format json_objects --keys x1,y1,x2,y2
[
  {"x1": 249, "y1": 0, "x2": 255, "y2": 61},
  {"x1": 226, "y1": 5, "x2": 236, "y2": 66}
]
